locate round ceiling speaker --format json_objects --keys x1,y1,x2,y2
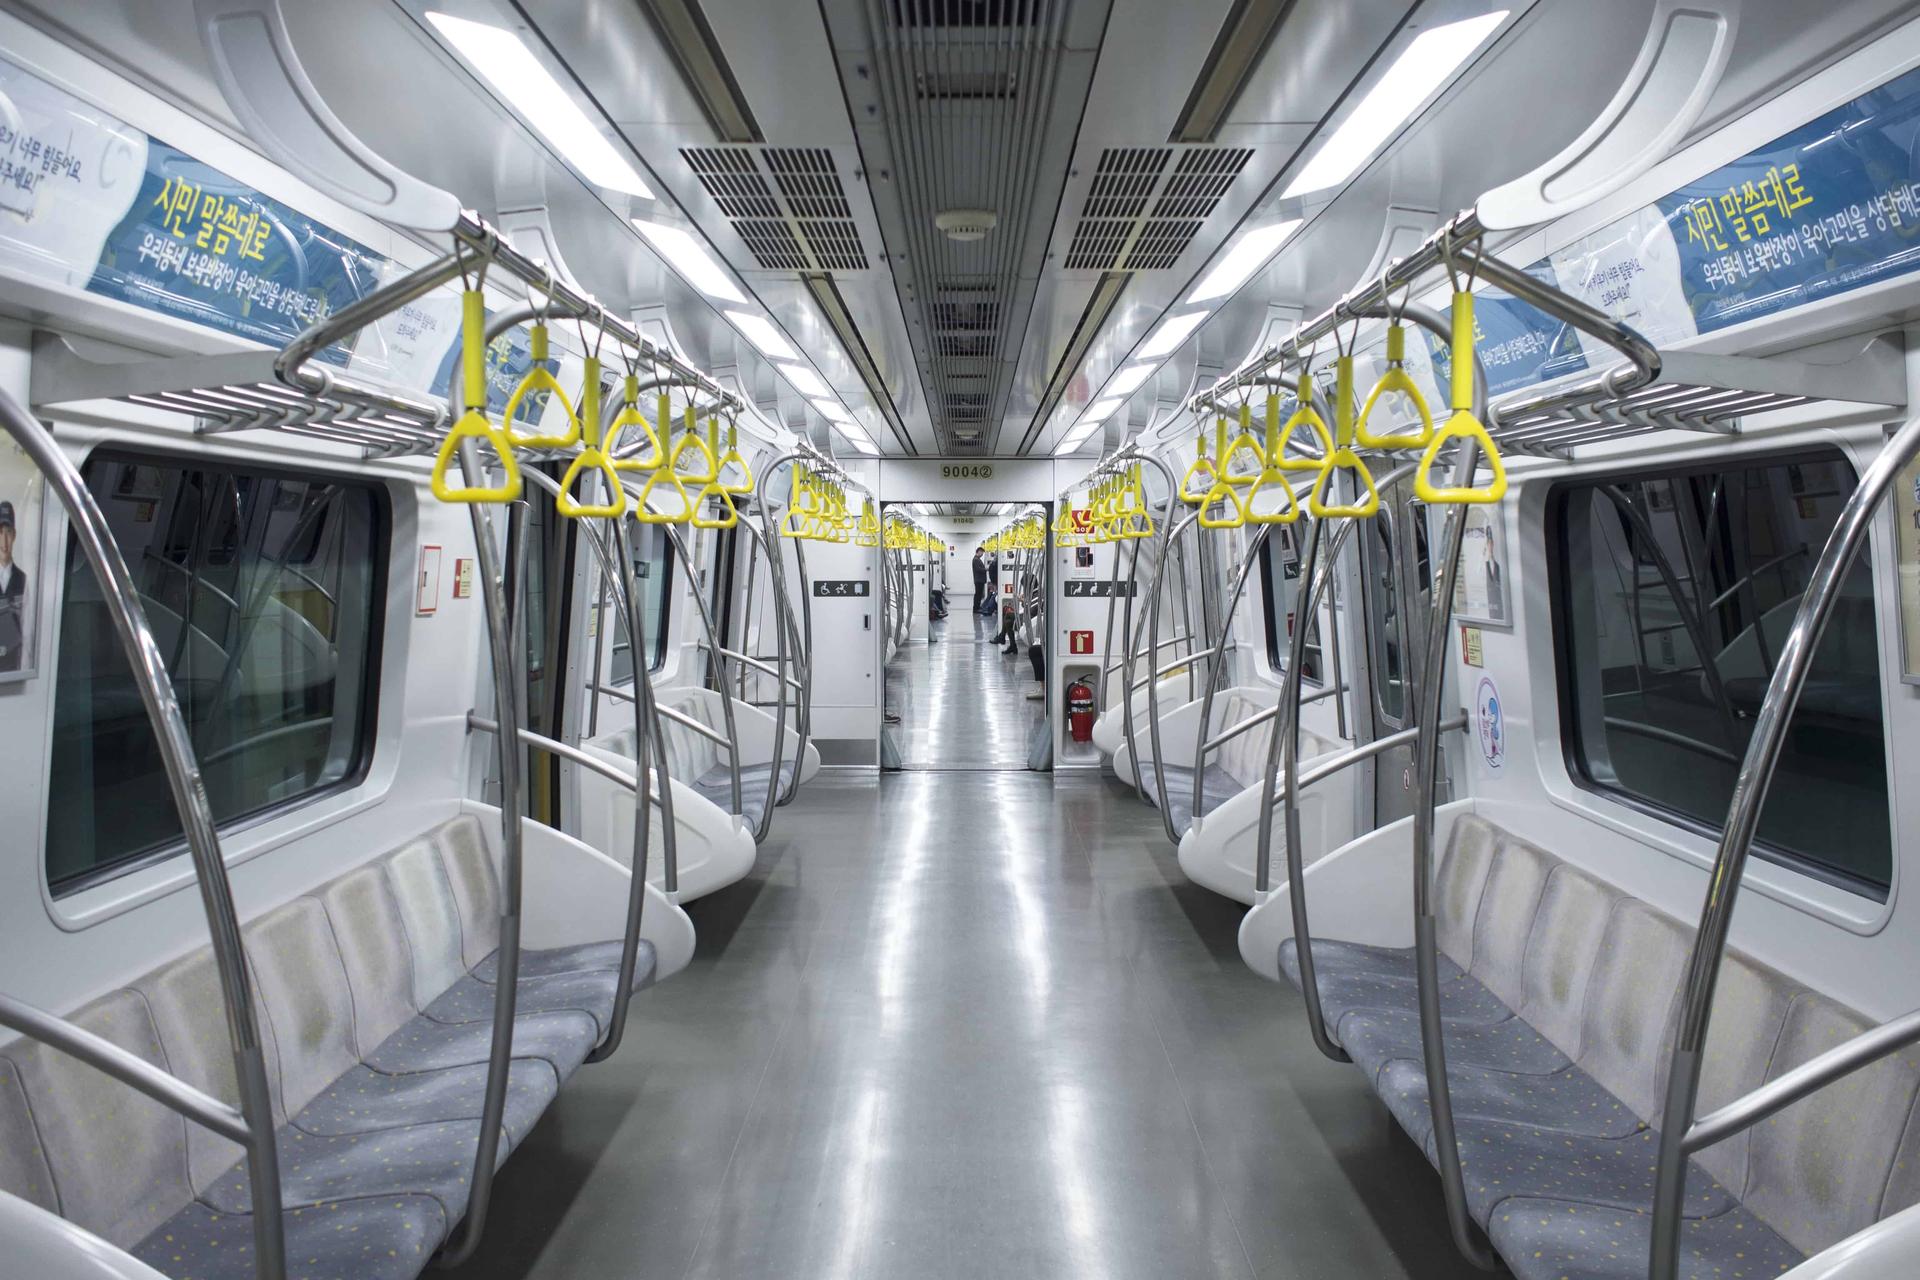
[{"x1": 935, "y1": 209, "x2": 999, "y2": 242}]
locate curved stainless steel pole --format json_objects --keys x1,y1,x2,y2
[
  {"x1": 0, "y1": 392, "x2": 287, "y2": 1280},
  {"x1": 1647, "y1": 412, "x2": 1920, "y2": 1280},
  {"x1": 753, "y1": 454, "x2": 805, "y2": 841},
  {"x1": 664, "y1": 523, "x2": 742, "y2": 816},
  {"x1": 784, "y1": 533, "x2": 815, "y2": 805},
  {"x1": 1188, "y1": 526, "x2": 1272, "y2": 825},
  {"x1": 1144, "y1": 509, "x2": 1204, "y2": 845},
  {"x1": 440, "y1": 438, "x2": 523, "y2": 1266},
  {"x1": 1119, "y1": 452, "x2": 1180, "y2": 797}
]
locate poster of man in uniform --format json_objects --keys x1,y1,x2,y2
[
  {"x1": 0, "y1": 443, "x2": 44, "y2": 682},
  {"x1": 1448, "y1": 505, "x2": 1511, "y2": 627}
]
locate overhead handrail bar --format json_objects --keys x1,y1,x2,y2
[
  {"x1": 1648, "y1": 410, "x2": 1920, "y2": 1280},
  {"x1": 0, "y1": 389, "x2": 286, "y2": 1280}
]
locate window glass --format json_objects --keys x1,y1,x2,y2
[
  {"x1": 608, "y1": 520, "x2": 673, "y2": 683},
  {"x1": 1259, "y1": 529, "x2": 1322, "y2": 684},
  {"x1": 1553, "y1": 450, "x2": 1889, "y2": 894},
  {"x1": 1363, "y1": 514, "x2": 1430, "y2": 726},
  {"x1": 47, "y1": 452, "x2": 385, "y2": 894}
]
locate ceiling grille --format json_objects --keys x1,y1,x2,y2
[
  {"x1": 1063, "y1": 146, "x2": 1254, "y2": 271},
  {"x1": 682, "y1": 146, "x2": 870, "y2": 271},
  {"x1": 857, "y1": 0, "x2": 1079, "y2": 451}
]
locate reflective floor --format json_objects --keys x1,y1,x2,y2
[
  {"x1": 458, "y1": 770, "x2": 1495, "y2": 1279},
  {"x1": 884, "y1": 611, "x2": 1046, "y2": 770}
]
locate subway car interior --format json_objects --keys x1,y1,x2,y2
[{"x1": 6, "y1": 1, "x2": 1920, "y2": 1277}]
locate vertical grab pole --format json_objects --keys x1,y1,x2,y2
[
  {"x1": 0, "y1": 393, "x2": 287, "y2": 1280},
  {"x1": 1119, "y1": 452, "x2": 1180, "y2": 796},
  {"x1": 664, "y1": 524, "x2": 741, "y2": 817},
  {"x1": 1190, "y1": 527, "x2": 1272, "y2": 823},
  {"x1": 782, "y1": 518, "x2": 815, "y2": 806},
  {"x1": 591, "y1": 510, "x2": 655, "y2": 1058},
  {"x1": 1145, "y1": 510, "x2": 1204, "y2": 844},
  {"x1": 754, "y1": 453, "x2": 803, "y2": 840},
  {"x1": 1647, "y1": 412, "x2": 1920, "y2": 1280},
  {"x1": 440, "y1": 441, "x2": 523, "y2": 1267},
  {"x1": 1404, "y1": 290, "x2": 1500, "y2": 1271}
]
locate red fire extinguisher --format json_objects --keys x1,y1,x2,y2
[{"x1": 1066, "y1": 679, "x2": 1096, "y2": 742}]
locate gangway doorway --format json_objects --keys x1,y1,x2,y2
[{"x1": 881, "y1": 502, "x2": 1050, "y2": 770}]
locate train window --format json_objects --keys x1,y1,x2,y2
[
  {"x1": 608, "y1": 521, "x2": 674, "y2": 682},
  {"x1": 1551, "y1": 450, "x2": 1890, "y2": 896},
  {"x1": 46, "y1": 452, "x2": 386, "y2": 895},
  {"x1": 1258, "y1": 533, "x2": 1322, "y2": 683}
]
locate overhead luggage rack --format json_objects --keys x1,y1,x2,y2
[{"x1": 28, "y1": 211, "x2": 744, "y2": 456}]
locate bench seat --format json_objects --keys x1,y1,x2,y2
[
  {"x1": 0, "y1": 815, "x2": 654, "y2": 1280},
  {"x1": 1279, "y1": 813, "x2": 1920, "y2": 1279},
  {"x1": 692, "y1": 759, "x2": 801, "y2": 826}
]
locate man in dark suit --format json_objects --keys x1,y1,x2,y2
[
  {"x1": 971, "y1": 547, "x2": 989, "y2": 613},
  {"x1": 0, "y1": 500, "x2": 28, "y2": 673}
]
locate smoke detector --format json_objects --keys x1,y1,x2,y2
[{"x1": 935, "y1": 209, "x2": 999, "y2": 242}]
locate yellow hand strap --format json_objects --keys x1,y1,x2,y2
[
  {"x1": 1414, "y1": 291, "x2": 1508, "y2": 505},
  {"x1": 555, "y1": 356, "x2": 626, "y2": 518},
  {"x1": 1276, "y1": 373, "x2": 1335, "y2": 473},
  {"x1": 716, "y1": 421, "x2": 754, "y2": 495},
  {"x1": 670, "y1": 406, "x2": 719, "y2": 486},
  {"x1": 1127, "y1": 465, "x2": 1155, "y2": 538},
  {"x1": 608, "y1": 380, "x2": 665, "y2": 473},
  {"x1": 692, "y1": 481, "x2": 738, "y2": 529},
  {"x1": 1355, "y1": 323, "x2": 1436, "y2": 449},
  {"x1": 502, "y1": 323, "x2": 581, "y2": 449},
  {"x1": 1246, "y1": 467, "x2": 1300, "y2": 525},
  {"x1": 635, "y1": 463, "x2": 694, "y2": 524},
  {"x1": 1307, "y1": 354, "x2": 1380, "y2": 519},
  {"x1": 1198, "y1": 477, "x2": 1247, "y2": 529},
  {"x1": 431, "y1": 289, "x2": 522, "y2": 504},
  {"x1": 1180, "y1": 427, "x2": 1216, "y2": 505},
  {"x1": 1221, "y1": 404, "x2": 1266, "y2": 487}
]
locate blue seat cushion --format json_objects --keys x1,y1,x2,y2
[
  {"x1": 1157, "y1": 763, "x2": 1241, "y2": 836},
  {"x1": 1488, "y1": 1198, "x2": 1803, "y2": 1280},
  {"x1": 134, "y1": 1194, "x2": 447, "y2": 1280},
  {"x1": 1376, "y1": 1057, "x2": 1648, "y2": 1148},
  {"x1": 1279, "y1": 938, "x2": 1512, "y2": 1030},
  {"x1": 295, "y1": 1059, "x2": 559, "y2": 1142},
  {"x1": 1338, "y1": 1006, "x2": 1571, "y2": 1080},
  {"x1": 199, "y1": 1119, "x2": 494, "y2": 1220},
  {"x1": 694, "y1": 760, "x2": 798, "y2": 821},
  {"x1": 362, "y1": 1008, "x2": 601, "y2": 1078},
  {"x1": 1445, "y1": 1122, "x2": 1737, "y2": 1225}
]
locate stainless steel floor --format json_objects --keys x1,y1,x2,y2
[
  {"x1": 457, "y1": 769, "x2": 1499, "y2": 1279},
  {"x1": 885, "y1": 612, "x2": 1046, "y2": 770}
]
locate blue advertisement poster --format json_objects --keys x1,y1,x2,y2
[
  {"x1": 87, "y1": 141, "x2": 386, "y2": 367},
  {"x1": 1425, "y1": 257, "x2": 1591, "y2": 399},
  {"x1": 427, "y1": 321, "x2": 554, "y2": 426},
  {"x1": 1653, "y1": 63, "x2": 1920, "y2": 333}
]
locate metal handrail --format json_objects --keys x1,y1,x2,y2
[
  {"x1": 1647, "y1": 411, "x2": 1920, "y2": 1280},
  {"x1": 752, "y1": 452, "x2": 808, "y2": 842},
  {"x1": 711, "y1": 645, "x2": 805, "y2": 690},
  {"x1": 0, "y1": 390, "x2": 286, "y2": 1279},
  {"x1": 1683, "y1": 1007, "x2": 1920, "y2": 1154},
  {"x1": 0, "y1": 992, "x2": 251, "y2": 1142},
  {"x1": 1199, "y1": 684, "x2": 1347, "y2": 756},
  {"x1": 1188, "y1": 526, "x2": 1273, "y2": 818},
  {"x1": 662, "y1": 523, "x2": 742, "y2": 820},
  {"x1": 1143, "y1": 508, "x2": 1206, "y2": 843},
  {"x1": 1117, "y1": 450, "x2": 1182, "y2": 796},
  {"x1": 1281, "y1": 717, "x2": 1467, "y2": 799},
  {"x1": 467, "y1": 714, "x2": 668, "y2": 808},
  {"x1": 593, "y1": 687, "x2": 734, "y2": 751}
]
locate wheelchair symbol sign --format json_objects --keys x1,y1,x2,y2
[{"x1": 1475, "y1": 675, "x2": 1505, "y2": 773}]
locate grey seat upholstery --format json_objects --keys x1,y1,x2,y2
[
  {"x1": 1279, "y1": 813, "x2": 1920, "y2": 1279},
  {"x1": 0, "y1": 815, "x2": 655, "y2": 1280},
  {"x1": 693, "y1": 758, "x2": 801, "y2": 827},
  {"x1": 614, "y1": 691, "x2": 801, "y2": 838}
]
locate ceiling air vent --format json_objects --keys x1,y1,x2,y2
[
  {"x1": 682, "y1": 147, "x2": 871, "y2": 271},
  {"x1": 890, "y1": 0, "x2": 1043, "y2": 29},
  {"x1": 1063, "y1": 146, "x2": 1253, "y2": 271}
]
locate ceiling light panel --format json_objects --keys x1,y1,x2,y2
[
  {"x1": 1106, "y1": 364, "x2": 1156, "y2": 396},
  {"x1": 427, "y1": 12, "x2": 654, "y2": 197},
  {"x1": 1082, "y1": 397, "x2": 1124, "y2": 424},
  {"x1": 1187, "y1": 219, "x2": 1302, "y2": 303},
  {"x1": 632, "y1": 219, "x2": 747, "y2": 303},
  {"x1": 1139, "y1": 311, "x2": 1210, "y2": 359},
  {"x1": 726, "y1": 311, "x2": 799, "y2": 361},
  {"x1": 1283, "y1": 12, "x2": 1509, "y2": 198},
  {"x1": 781, "y1": 364, "x2": 830, "y2": 398}
]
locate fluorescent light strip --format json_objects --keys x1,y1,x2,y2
[
  {"x1": 1283, "y1": 12, "x2": 1508, "y2": 198},
  {"x1": 1082, "y1": 396, "x2": 1124, "y2": 424},
  {"x1": 1187, "y1": 219, "x2": 1303, "y2": 303},
  {"x1": 1105, "y1": 363, "x2": 1156, "y2": 396},
  {"x1": 810, "y1": 397, "x2": 854, "y2": 422},
  {"x1": 781, "y1": 364, "x2": 830, "y2": 398},
  {"x1": 631, "y1": 219, "x2": 747, "y2": 303},
  {"x1": 726, "y1": 311, "x2": 798, "y2": 361},
  {"x1": 1139, "y1": 311, "x2": 1209, "y2": 360},
  {"x1": 427, "y1": 13, "x2": 654, "y2": 198}
]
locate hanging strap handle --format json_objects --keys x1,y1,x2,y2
[
  {"x1": 716, "y1": 417, "x2": 755, "y2": 495},
  {"x1": 1355, "y1": 322, "x2": 1437, "y2": 449},
  {"x1": 501, "y1": 320, "x2": 582, "y2": 449},
  {"x1": 669, "y1": 403, "x2": 720, "y2": 485},
  {"x1": 1276, "y1": 371, "x2": 1335, "y2": 473},
  {"x1": 556, "y1": 354, "x2": 626, "y2": 518},
  {"x1": 432, "y1": 286, "x2": 523, "y2": 504},
  {"x1": 1180, "y1": 424, "x2": 1217, "y2": 504},
  {"x1": 608, "y1": 372, "x2": 665, "y2": 472},
  {"x1": 1221, "y1": 402, "x2": 1267, "y2": 487},
  {"x1": 1308, "y1": 351, "x2": 1381, "y2": 518},
  {"x1": 1414, "y1": 290, "x2": 1509, "y2": 505}
]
